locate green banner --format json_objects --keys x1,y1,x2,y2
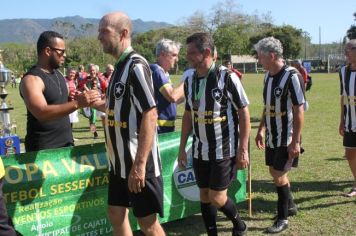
[{"x1": 2, "y1": 131, "x2": 246, "y2": 235}]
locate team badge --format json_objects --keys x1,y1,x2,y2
[
  {"x1": 114, "y1": 82, "x2": 126, "y2": 100},
  {"x1": 5, "y1": 138, "x2": 13, "y2": 147},
  {"x1": 211, "y1": 88, "x2": 223, "y2": 102},
  {"x1": 274, "y1": 87, "x2": 283, "y2": 98}
]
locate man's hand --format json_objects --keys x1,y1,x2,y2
[
  {"x1": 178, "y1": 150, "x2": 188, "y2": 169},
  {"x1": 339, "y1": 121, "x2": 345, "y2": 136},
  {"x1": 75, "y1": 90, "x2": 101, "y2": 108},
  {"x1": 255, "y1": 130, "x2": 265, "y2": 150},
  {"x1": 288, "y1": 141, "x2": 300, "y2": 160},
  {"x1": 236, "y1": 148, "x2": 249, "y2": 169},
  {"x1": 128, "y1": 163, "x2": 146, "y2": 193},
  {"x1": 68, "y1": 90, "x2": 76, "y2": 101}
]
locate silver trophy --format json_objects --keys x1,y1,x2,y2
[{"x1": 0, "y1": 50, "x2": 13, "y2": 136}]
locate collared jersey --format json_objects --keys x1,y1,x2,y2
[
  {"x1": 150, "y1": 63, "x2": 176, "y2": 133},
  {"x1": 263, "y1": 65, "x2": 305, "y2": 148},
  {"x1": 340, "y1": 65, "x2": 356, "y2": 132},
  {"x1": 105, "y1": 51, "x2": 161, "y2": 179},
  {"x1": 184, "y1": 65, "x2": 249, "y2": 161}
]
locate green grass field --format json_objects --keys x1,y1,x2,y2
[{"x1": 5, "y1": 73, "x2": 356, "y2": 235}]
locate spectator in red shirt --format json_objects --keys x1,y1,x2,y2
[
  {"x1": 103, "y1": 64, "x2": 114, "y2": 82},
  {"x1": 224, "y1": 60, "x2": 243, "y2": 80},
  {"x1": 65, "y1": 67, "x2": 79, "y2": 141},
  {"x1": 76, "y1": 64, "x2": 88, "y2": 89},
  {"x1": 291, "y1": 60, "x2": 308, "y2": 89}
]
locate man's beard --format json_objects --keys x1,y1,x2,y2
[
  {"x1": 49, "y1": 56, "x2": 61, "y2": 69},
  {"x1": 103, "y1": 42, "x2": 119, "y2": 56}
]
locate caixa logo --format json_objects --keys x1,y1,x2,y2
[
  {"x1": 176, "y1": 168, "x2": 196, "y2": 188},
  {"x1": 173, "y1": 147, "x2": 200, "y2": 201}
]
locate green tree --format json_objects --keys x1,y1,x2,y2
[
  {"x1": 346, "y1": 25, "x2": 356, "y2": 40},
  {"x1": 66, "y1": 37, "x2": 114, "y2": 70},
  {"x1": 0, "y1": 43, "x2": 36, "y2": 75},
  {"x1": 345, "y1": 12, "x2": 356, "y2": 40},
  {"x1": 132, "y1": 27, "x2": 192, "y2": 73},
  {"x1": 249, "y1": 25, "x2": 303, "y2": 59}
]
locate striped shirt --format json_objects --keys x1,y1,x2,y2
[
  {"x1": 263, "y1": 66, "x2": 305, "y2": 148},
  {"x1": 105, "y1": 51, "x2": 161, "y2": 179},
  {"x1": 184, "y1": 65, "x2": 249, "y2": 161},
  {"x1": 340, "y1": 65, "x2": 356, "y2": 132}
]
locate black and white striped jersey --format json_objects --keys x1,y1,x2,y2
[
  {"x1": 184, "y1": 65, "x2": 249, "y2": 161},
  {"x1": 104, "y1": 51, "x2": 161, "y2": 179},
  {"x1": 340, "y1": 65, "x2": 356, "y2": 132},
  {"x1": 263, "y1": 66, "x2": 305, "y2": 148}
]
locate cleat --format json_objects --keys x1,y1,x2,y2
[
  {"x1": 266, "y1": 220, "x2": 288, "y2": 234},
  {"x1": 232, "y1": 221, "x2": 248, "y2": 236}
]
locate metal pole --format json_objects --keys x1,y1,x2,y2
[
  {"x1": 248, "y1": 137, "x2": 252, "y2": 217},
  {"x1": 304, "y1": 33, "x2": 307, "y2": 60}
]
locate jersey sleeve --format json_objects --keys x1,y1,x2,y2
[
  {"x1": 151, "y1": 66, "x2": 170, "y2": 91},
  {"x1": 340, "y1": 66, "x2": 347, "y2": 96},
  {"x1": 131, "y1": 61, "x2": 156, "y2": 112},
  {"x1": 226, "y1": 72, "x2": 249, "y2": 109},
  {"x1": 289, "y1": 73, "x2": 306, "y2": 106}
]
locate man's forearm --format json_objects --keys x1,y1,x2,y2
[
  {"x1": 257, "y1": 110, "x2": 266, "y2": 133},
  {"x1": 179, "y1": 110, "x2": 192, "y2": 152},
  {"x1": 292, "y1": 105, "x2": 304, "y2": 143},
  {"x1": 135, "y1": 108, "x2": 158, "y2": 165},
  {"x1": 238, "y1": 107, "x2": 251, "y2": 150}
]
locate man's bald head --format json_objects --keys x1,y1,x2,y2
[{"x1": 100, "y1": 12, "x2": 132, "y2": 37}]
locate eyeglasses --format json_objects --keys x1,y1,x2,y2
[{"x1": 49, "y1": 47, "x2": 66, "y2": 56}]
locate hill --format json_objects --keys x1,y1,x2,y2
[{"x1": 0, "y1": 15, "x2": 173, "y2": 43}]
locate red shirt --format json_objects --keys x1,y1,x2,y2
[
  {"x1": 65, "y1": 77, "x2": 77, "y2": 101},
  {"x1": 231, "y1": 68, "x2": 243, "y2": 80},
  {"x1": 297, "y1": 67, "x2": 308, "y2": 83}
]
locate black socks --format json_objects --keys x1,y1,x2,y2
[
  {"x1": 219, "y1": 197, "x2": 245, "y2": 231},
  {"x1": 288, "y1": 186, "x2": 295, "y2": 208},
  {"x1": 201, "y1": 202, "x2": 217, "y2": 236},
  {"x1": 277, "y1": 184, "x2": 290, "y2": 220}
]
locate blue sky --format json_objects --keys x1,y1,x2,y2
[{"x1": 1, "y1": 0, "x2": 355, "y2": 44}]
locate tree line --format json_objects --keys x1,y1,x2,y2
[{"x1": 1, "y1": 0, "x2": 355, "y2": 76}]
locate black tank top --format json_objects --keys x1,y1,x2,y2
[{"x1": 21, "y1": 66, "x2": 73, "y2": 152}]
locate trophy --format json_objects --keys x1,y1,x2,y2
[
  {"x1": 0, "y1": 50, "x2": 13, "y2": 136},
  {"x1": 0, "y1": 49, "x2": 19, "y2": 155}
]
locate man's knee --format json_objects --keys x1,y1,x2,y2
[
  {"x1": 209, "y1": 190, "x2": 228, "y2": 208},
  {"x1": 107, "y1": 206, "x2": 128, "y2": 224},
  {"x1": 272, "y1": 176, "x2": 289, "y2": 186},
  {"x1": 200, "y1": 188, "x2": 210, "y2": 203},
  {"x1": 137, "y1": 214, "x2": 163, "y2": 235}
]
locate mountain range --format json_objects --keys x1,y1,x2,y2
[{"x1": 0, "y1": 15, "x2": 172, "y2": 43}]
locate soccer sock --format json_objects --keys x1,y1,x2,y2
[
  {"x1": 277, "y1": 184, "x2": 289, "y2": 220},
  {"x1": 219, "y1": 197, "x2": 245, "y2": 231},
  {"x1": 201, "y1": 202, "x2": 218, "y2": 236},
  {"x1": 288, "y1": 186, "x2": 295, "y2": 208}
]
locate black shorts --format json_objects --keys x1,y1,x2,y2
[
  {"x1": 108, "y1": 171, "x2": 163, "y2": 218},
  {"x1": 343, "y1": 132, "x2": 356, "y2": 148},
  {"x1": 265, "y1": 147, "x2": 299, "y2": 171},
  {"x1": 193, "y1": 157, "x2": 236, "y2": 191}
]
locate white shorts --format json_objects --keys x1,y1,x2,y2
[{"x1": 69, "y1": 110, "x2": 79, "y2": 123}]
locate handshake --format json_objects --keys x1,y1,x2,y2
[{"x1": 69, "y1": 89, "x2": 103, "y2": 109}]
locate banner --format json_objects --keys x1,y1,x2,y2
[{"x1": 2, "y1": 131, "x2": 246, "y2": 235}]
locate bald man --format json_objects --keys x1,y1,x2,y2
[{"x1": 96, "y1": 12, "x2": 165, "y2": 236}]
